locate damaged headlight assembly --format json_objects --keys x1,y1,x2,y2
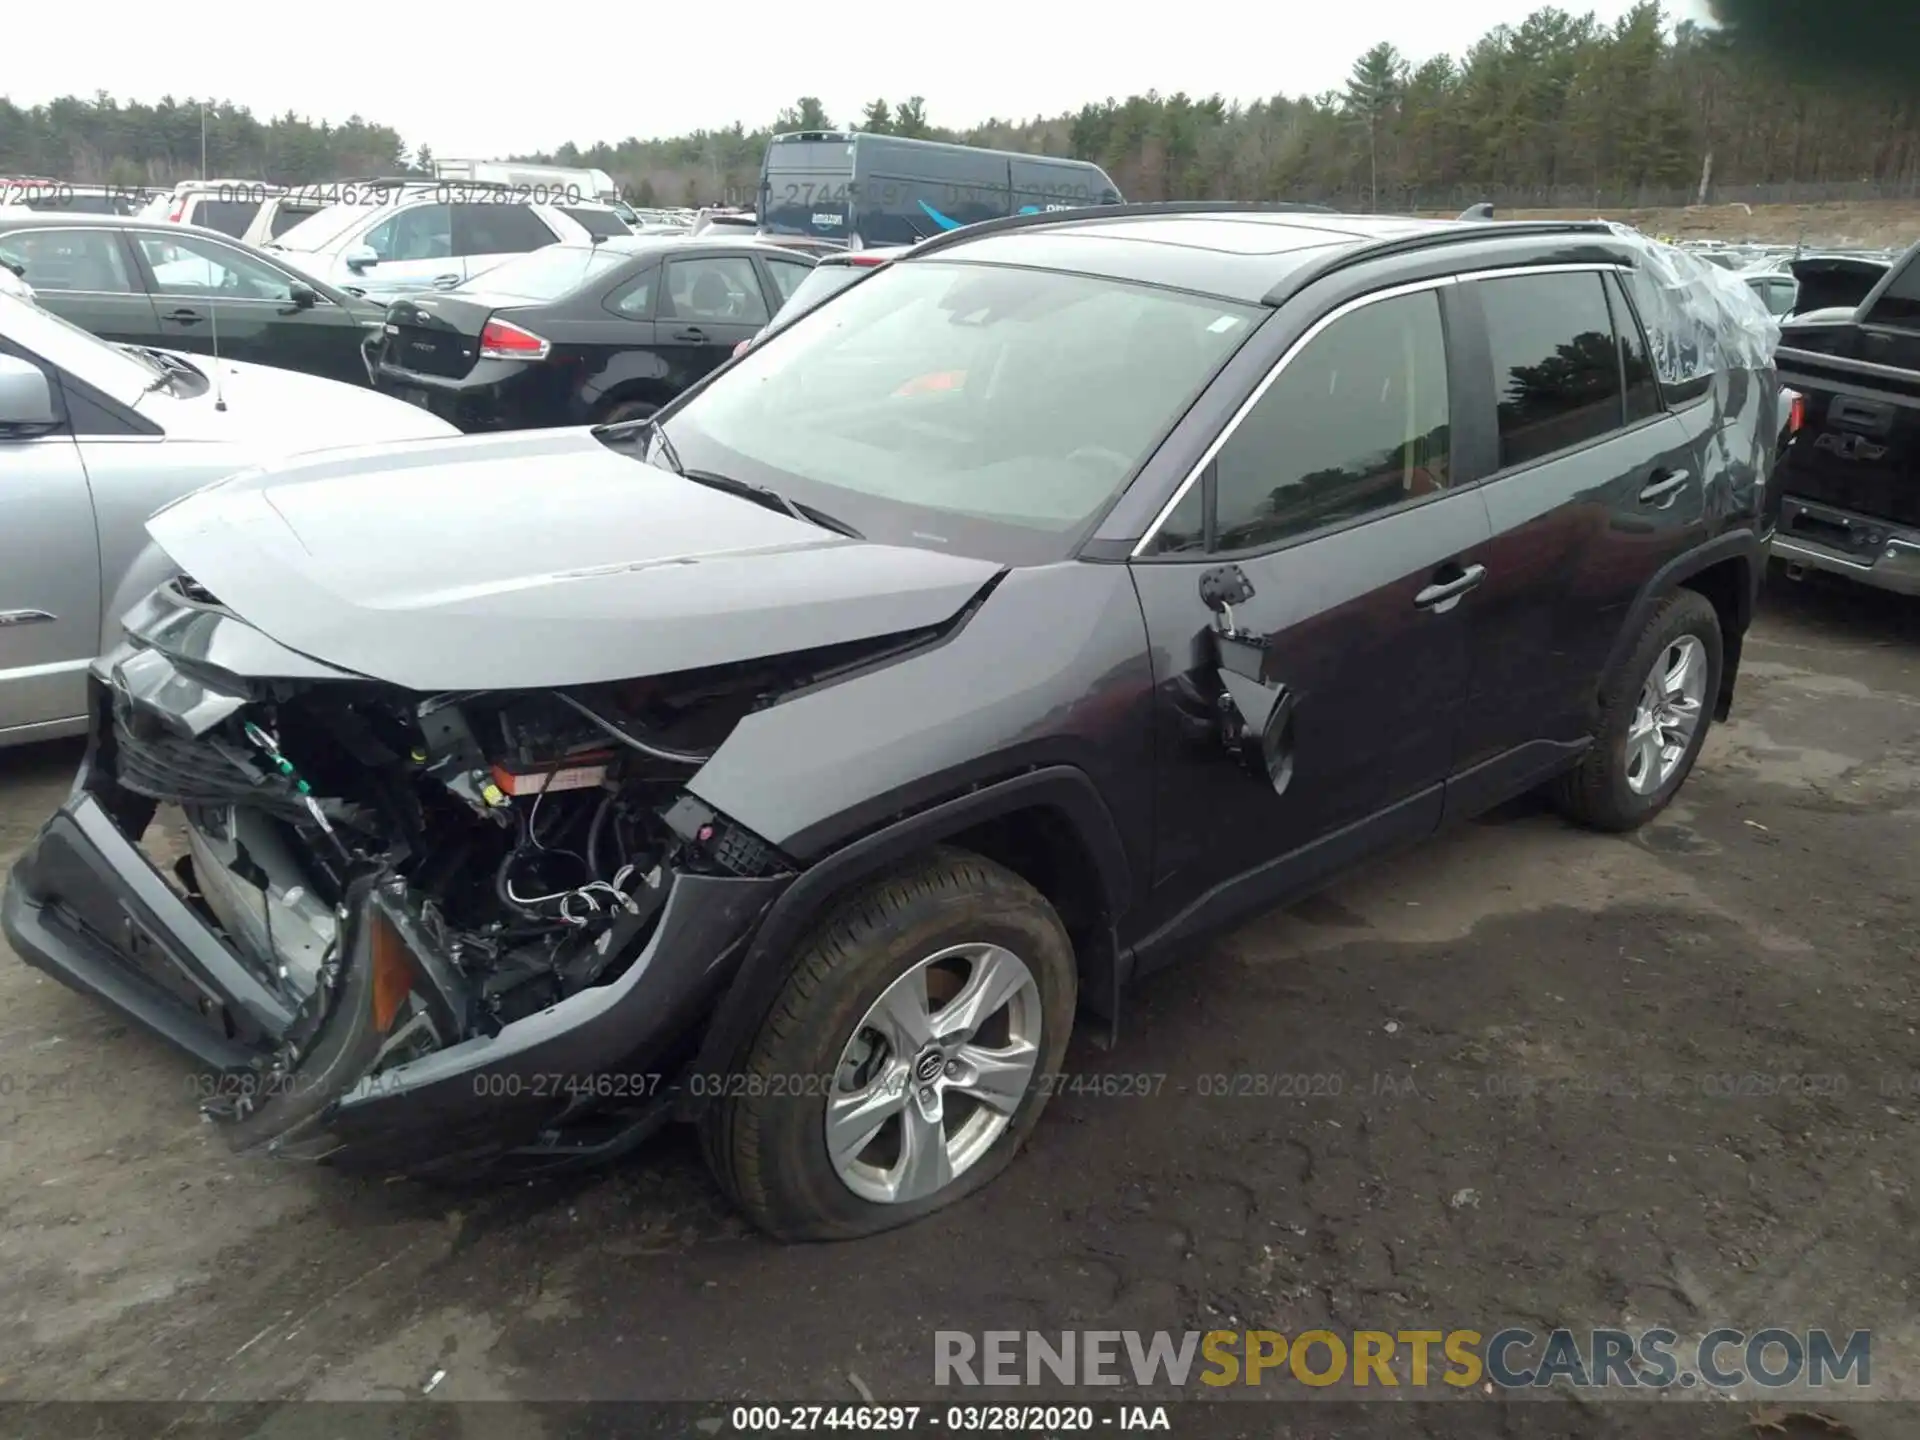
[{"x1": 82, "y1": 592, "x2": 881, "y2": 1146}]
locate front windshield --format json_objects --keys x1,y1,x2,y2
[
  {"x1": 466, "y1": 244, "x2": 630, "y2": 300},
  {"x1": 660, "y1": 259, "x2": 1258, "y2": 559}
]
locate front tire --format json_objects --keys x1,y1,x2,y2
[
  {"x1": 702, "y1": 848, "x2": 1077, "y2": 1242},
  {"x1": 1553, "y1": 590, "x2": 1722, "y2": 832}
]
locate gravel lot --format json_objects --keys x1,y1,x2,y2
[{"x1": 0, "y1": 576, "x2": 1915, "y2": 1438}]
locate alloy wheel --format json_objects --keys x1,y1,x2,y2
[
  {"x1": 825, "y1": 942, "x2": 1042, "y2": 1205},
  {"x1": 1625, "y1": 634, "x2": 1707, "y2": 796}
]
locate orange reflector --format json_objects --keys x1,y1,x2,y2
[
  {"x1": 894, "y1": 369, "x2": 966, "y2": 397},
  {"x1": 369, "y1": 912, "x2": 414, "y2": 1035},
  {"x1": 1788, "y1": 392, "x2": 1806, "y2": 435}
]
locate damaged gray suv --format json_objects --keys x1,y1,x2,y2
[{"x1": 4, "y1": 204, "x2": 1781, "y2": 1241}]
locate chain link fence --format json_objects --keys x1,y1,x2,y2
[{"x1": 1296, "y1": 178, "x2": 1920, "y2": 213}]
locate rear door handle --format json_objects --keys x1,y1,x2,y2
[
  {"x1": 1413, "y1": 563, "x2": 1486, "y2": 613},
  {"x1": 431, "y1": 273, "x2": 461, "y2": 289},
  {"x1": 673, "y1": 326, "x2": 708, "y2": 342},
  {"x1": 1638, "y1": 468, "x2": 1690, "y2": 505},
  {"x1": 163, "y1": 308, "x2": 203, "y2": 325}
]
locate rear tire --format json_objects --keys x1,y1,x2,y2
[
  {"x1": 701, "y1": 848, "x2": 1076, "y2": 1242},
  {"x1": 1552, "y1": 590, "x2": 1722, "y2": 832}
]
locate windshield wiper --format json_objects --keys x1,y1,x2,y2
[
  {"x1": 116, "y1": 344, "x2": 176, "y2": 391},
  {"x1": 678, "y1": 467, "x2": 864, "y2": 540},
  {"x1": 599, "y1": 417, "x2": 862, "y2": 538}
]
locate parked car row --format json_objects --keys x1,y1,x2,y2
[
  {"x1": 0, "y1": 205, "x2": 893, "y2": 430},
  {"x1": 1674, "y1": 239, "x2": 1901, "y2": 321},
  {"x1": 0, "y1": 213, "x2": 389, "y2": 387},
  {"x1": 0, "y1": 268, "x2": 455, "y2": 743},
  {"x1": 370, "y1": 234, "x2": 823, "y2": 428},
  {"x1": 4, "y1": 203, "x2": 1782, "y2": 1244}
]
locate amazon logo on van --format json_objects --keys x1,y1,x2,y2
[{"x1": 918, "y1": 200, "x2": 1076, "y2": 231}]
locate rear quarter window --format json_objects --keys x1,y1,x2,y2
[
  {"x1": 269, "y1": 204, "x2": 324, "y2": 238},
  {"x1": 190, "y1": 199, "x2": 262, "y2": 237}
]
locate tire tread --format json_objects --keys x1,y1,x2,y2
[
  {"x1": 702, "y1": 846, "x2": 1069, "y2": 1240},
  {"x1": 1552, "y1": 589, "x2": 1721, "y2": 832}
]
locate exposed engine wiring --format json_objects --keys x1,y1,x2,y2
[
  {"x1": 497, "y1": 774, "x2": 642, "y2": 927},
  {"x1": 552, "y1": 690, "x2": 713, "y2": 767}
]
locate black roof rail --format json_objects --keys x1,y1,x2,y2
[
  {"x1": 1261, "y1": 219, "x2": 1621, "y2": 307},
  {"x1": 902, "y1": 200, "x2": 1342, "y2": 258}
]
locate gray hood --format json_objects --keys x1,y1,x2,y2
[{"x1": 144, "y1": 427, "x2": 1002, "y2": 691}]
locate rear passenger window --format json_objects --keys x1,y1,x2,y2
[
  {"x1": 1605, "y1": 272, "x2": 1661, "y2": 425},
  {"x1": 664, "y1": 255, "x2": 770, "y2": 324},
  {"x1": 1478, "y1": 272, "x2": 1624, "y2": 470},
  {"x1": 452, "y1": 204, "x2": 556, "y2": 256},
  {"x1": 1208, "y1": 289, "x2": 1451, "y2": 552},
  {"x1": 190, "y1": 200, "x2": 261, "y2": 237}
]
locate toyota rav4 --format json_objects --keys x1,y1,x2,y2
[{"x1": 3, "y1": 204, "x2": 1781, "y2": 1241}]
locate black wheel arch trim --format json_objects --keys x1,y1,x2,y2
[
  {"x1": 1600, "y1": 527, "x2": 1761, "y2": 723},
  {"x1": 680, "y1": 764, "x2": 1133, "y2": 1116}
]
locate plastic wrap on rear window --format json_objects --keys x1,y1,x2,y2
[{"x1": 1607, "y1": 222, "x2": 1779, "y2": 386}]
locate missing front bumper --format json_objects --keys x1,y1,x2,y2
[{"x1": 3, "y1": 724, "x2": 787, "y2": 1177}]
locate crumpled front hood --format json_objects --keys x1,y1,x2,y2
[{"x1": 145, "y1": 427, "x2": 1003, "y2": 691}]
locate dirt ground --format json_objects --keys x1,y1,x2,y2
[
  {"x1": 1417, "y1": 199, "x2": 1920, "y2": 250},
  {"x1": 0, "y1": 574, "x2": 1916, "y2": 1438}
]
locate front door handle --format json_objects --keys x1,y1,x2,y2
[
  {"x1": 163, "y1": 308, "x2": 203, "y2": 325},
  {"x1": 1639, "y1": 468, "x2": 1690, "y2": 505},
  {"x1": 673, "y1": 326, "x2": 708, "y2": 342},
  {"x1": 1413, "y1": 563, "x2": 1486, "y2": 613},
  {"x1": 431, "y1": 273, "x2": 461, "y2": 289}
]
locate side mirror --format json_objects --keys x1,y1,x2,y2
[
  {"x1": 0, "y1": 354, "x2": 59, "y2": 429},
  {"x1": 284, "y1": 280, "x2": 319, "y2": 311},
  {"x1": 344, "y1": 244, "x2": 379, "y2": 274}
]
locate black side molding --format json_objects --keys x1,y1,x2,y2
[{"x1": 1600, "y1": 528, "x2": 1764, "y2": 723}]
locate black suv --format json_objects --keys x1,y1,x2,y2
[{"x1": 3, "y1": 205, "x2": 1778, "y2": 1241}]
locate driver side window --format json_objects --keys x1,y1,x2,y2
[
  {"x1": 363, "y1": 204, "x2": 453, "y2": 263},
  {"x1": 136, "y1": 232, "x2": 295, "y2": 301}
]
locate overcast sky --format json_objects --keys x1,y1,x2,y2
[{"x1": 8, "y1": 0, "x2": 1714, "y2": 159}]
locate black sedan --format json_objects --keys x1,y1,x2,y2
[
  {"x1": 369, "y1": 236, "x2": 818, "y2": 429},
  {"x1": 0, "y1": 212, "x2": 387, "y2": 388}
]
